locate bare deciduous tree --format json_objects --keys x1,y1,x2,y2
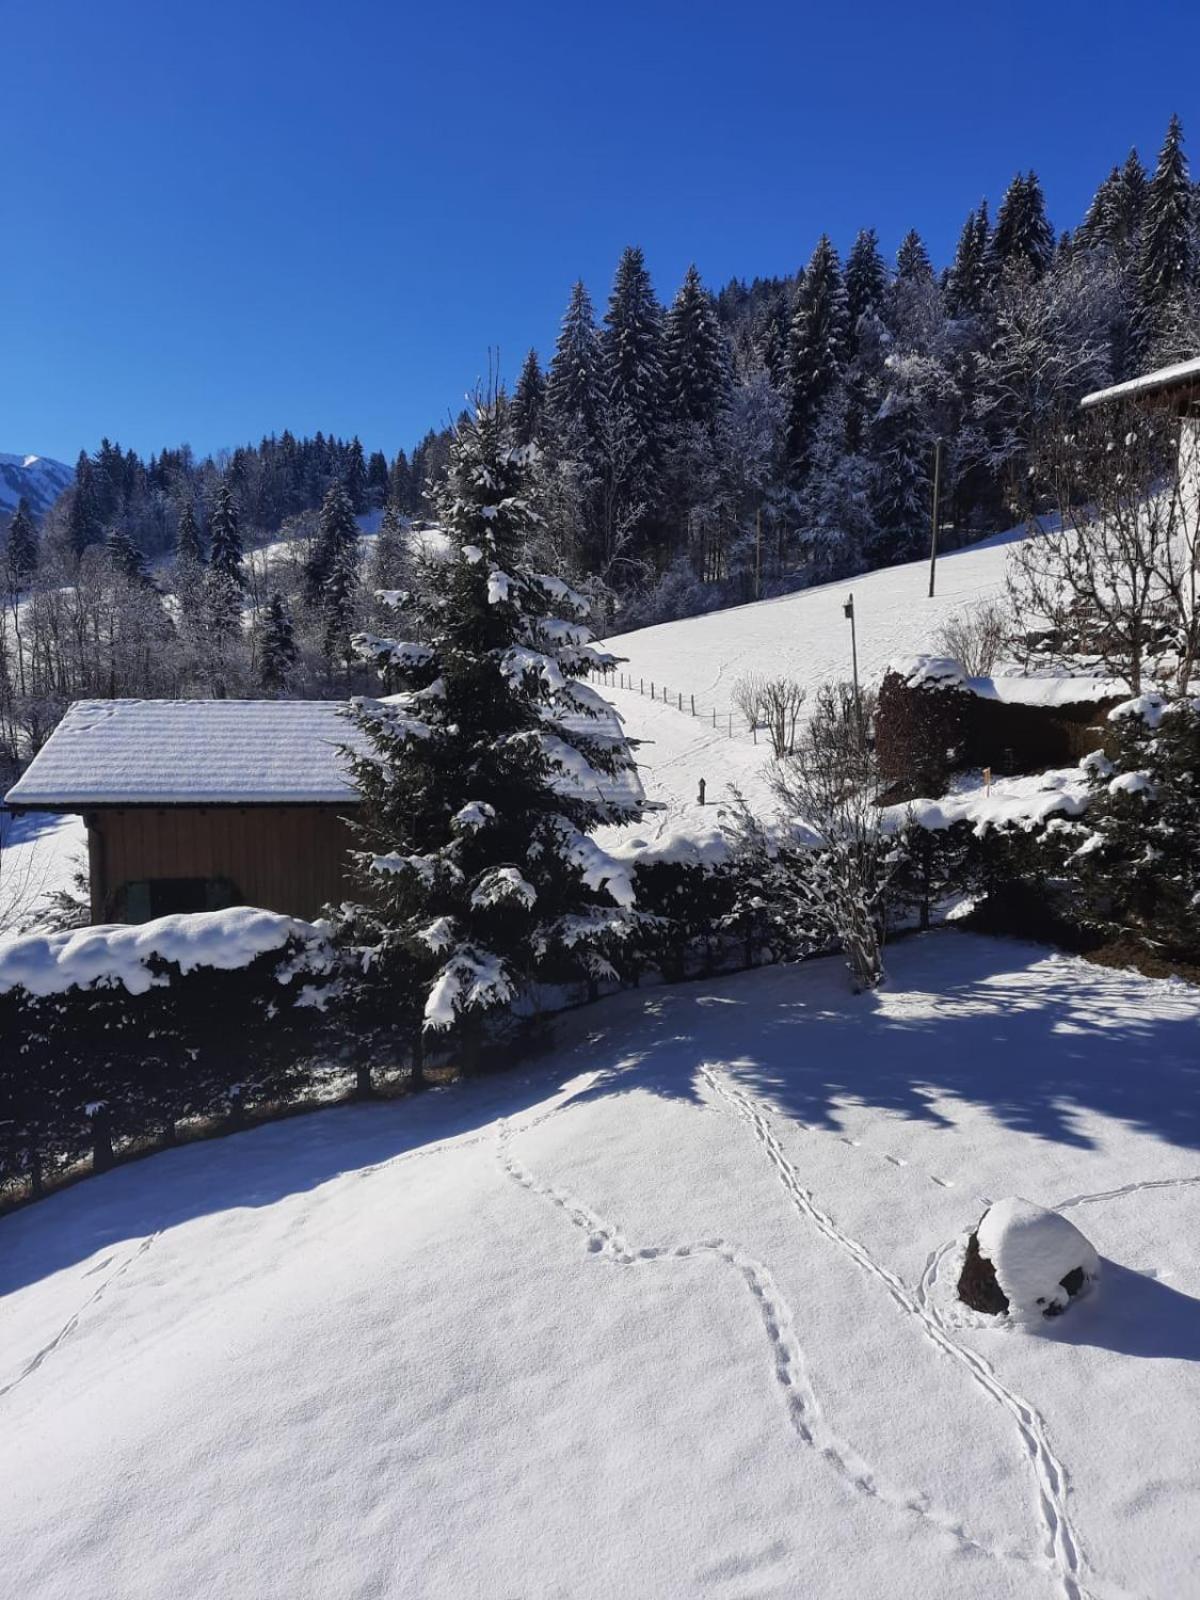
[
  {"x1": 934, "y1": 600, "x2": 1009, "y2": 677},
  {"x1": 732, "y1": 672, "x2": 807, "y2": 756},
  {"x1": 1009, "y1": 399, "x2": 1200, "y2": 692}
]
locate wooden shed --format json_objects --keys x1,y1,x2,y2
[
  {"x1": 3, "y1": 701, "x2": 364, "y2": 922},
  {"x1": 3, "y1": 696, "x2": 645, "y2": 926}
]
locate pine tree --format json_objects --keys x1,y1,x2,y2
[
  {"x1": 662, "y1": 264, "x2": 729, "y2": 427},
  {"x1": 844, "y1": 228, "x2": 888, "y2": 342},
  {"x1": 339, "y1": 397, "x2": 644, "y2": 1075},
  {"x1": 304, "y1": 479, "x2": 359, "y2": 608},
  {"x1": 106, "y1": 525, "x2": 148, "y2": 584},
  {"x1": 368, "y1": 502, "x2": 411, "y2": 601},
  {"x1": 547, "y1": 280, "x2": 603, "y2": 449},
  {"x1": 602, "y1": 246, "x2": 667, "y2": 549},
  {"x1": 895, "y1": 229, "x2": 933, "y2": 282},
  {"x1": 175, "y1": 498, "x2": 205, "y2": 567},
  {"x1": 4, "y1": 498, "x2": 38, "y2": 587},
  {"x1": 67, "y1": 453, "x2": 101, "y2": 557},
  {"x1": 208, "y1": 481, "x2": 245, "y2": 590},
  {"x1": 989, "y1": 172, "x2": 1055, "y2": 279},
  {"x1": 944, "y1": 203, "x2": 989, "y2": 316},
  {"x1": 787, "y1": 235, "x2": 848, "y2": 471},
  {"x1": 510, "y1": 349, "x2": 546, "y2": 447},
  {"x1": 257, "y1": 591, "x2": 297, "y2": 694},
  {"x1": 344, "y1": 437, "x2": 368, "y2": 512},
  {"x1": 366, "y1": 449, "x2": 390, "y2": 508},
  {"x1": 321, "y1": 533, "x2": 360, "y2": 676},
  {"x1": 389, "y1": 449, "x2": 413, "y2": 512},
  {"x1": 1135, "y1": 114, "x2": 1193, "y2": 352}
]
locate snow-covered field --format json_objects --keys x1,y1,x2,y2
[
  {"x1": 2, "y1": 932, "x2": 1198, "y2": 1599},
  {"x1": 0, "y1": 809, "x2": 85, "y2": 934}
]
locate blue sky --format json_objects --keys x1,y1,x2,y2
[{"x1": 2, "y1": 0, "x2": 1197, "y2": 465}]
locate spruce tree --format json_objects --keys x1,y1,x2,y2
[
  {"x1": 1135, "y1": 114, "x2": 1193, "y2": 352},
  {"x1": 547, "y1": 279, "x2": 603, "y2": 449},
  {"x1": 257, "y1": 591, "x2": 297, "y2": 694},
  {"x1": 989, "y1": 172, "x2": 1055, "y2": 279},
  {"x1": 388, "y1": 449, "x2": 413, "y2": 512},
  {"x1": 787, "y1": 235, "x2": 848, "y2": 471},
  {"x1": 321, "y1": 534, "x2": 360, "y2": 678},
  {"x1": 208, "y1": 481, "x2": 245, "y2": 590},
  {"x1": 106, "y1": 525, "x2": 148, "y2": 584},
  {"x1": 4, "y1": 498, "x2": 38, "y2": 587},
  {"x1": 895, "y1": 229, "x2": 933, "y2": 282},
  {"x1": 175, "y1": 498, "x2": 205, "y2": 567},
  {"x1": 339, "y1": 398, "x2": 643, "y2": 1073},
  {"x1": 944, "y1": 203, "x2": 989, "y2": 316},
  {"x1": 663, "y1": 264, "x2": 729, "y2": 426},
  {"x1": 368, "y1": 502, "x2": 411, "y2": 602},
  {"x1": 344, "y1": 437, "x2": 368, "y2": 512},
  {"x1": 304, "y1": 479, "x2": 359, "y2": 608},
  {"x1": 602, "y1": 246, "x2": 667, "y2": 550},
  {"x1": 366, "y1": 449, "x2": 390, "y2": 508},
  {"x1": 844, "y1": 228, "x2": 888, "y2": 341},
  {"x1": 510, "y1": 349, "x2": 547, "y2": 446},
  {"x1": 67, "y1": 453, "x2": 100, "y2": 557}
]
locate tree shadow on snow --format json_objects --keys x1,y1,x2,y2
[{"x1": 563, "y1": 932, "x2": 1200, "y2": 1158}]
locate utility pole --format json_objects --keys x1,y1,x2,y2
[
  {"x1": 928, "y1": 437, "x2": 943, "y2": 599},
  {"x1": 843, "y1": 592, "x2": 862, "y2": 735}
]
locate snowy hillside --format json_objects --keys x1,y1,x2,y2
[
  {"x1": 600, "y1": 526, "x2": 1031, "y2": 833},
  {"x1": 2, "y1": 933, "x2": 1199, "y2": 1600},
  {"x1": 0, "y1": 451, "x2": 73, "y2": 519}
]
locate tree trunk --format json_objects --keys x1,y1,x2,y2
[{"x1": 90, "y1": 1107, "x2": 115, "y2": 1174}]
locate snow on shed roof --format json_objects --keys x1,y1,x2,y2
[
  {"x1": 4, "y1": 695, "x2": 646, "y2": 814},
  {"x1": 1080, "y1": 355, "x2": 1200, "y2": 410},
  {"x1": 4, "y1": 700, "x2": 365, "y2": 808}
]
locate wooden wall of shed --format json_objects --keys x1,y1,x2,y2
[{"x1": 89, "y1": 806, "x2": 358, "y2": 922}]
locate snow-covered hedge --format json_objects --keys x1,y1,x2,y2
[{"x1": 0, "y1": 908, "x2": 335, "y2": 1196}]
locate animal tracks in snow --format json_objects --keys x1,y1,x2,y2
[
  {"x1": 0, "y1": 1231, "x2": 160, "y2": 1403},
  {"x1": 699, "y1": 1064, "x2": 1103, "y2": 1600},
  {"x1": 496, "y1": 1117, "x2": 1055, "y2": 1584}
]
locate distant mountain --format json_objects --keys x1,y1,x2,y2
[{"x1": 0, "y1": 452, "x2": 74, "y2": 520}]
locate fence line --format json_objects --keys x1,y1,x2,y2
[{"x1": 597, "y1": 666, "x2": 758, "y2": 744}]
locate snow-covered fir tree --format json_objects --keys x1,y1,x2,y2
[
  {"x1": 989, "y1": 172, "x2": 1055, "y2": 280},
  {"x1": 1135, "y1": 114, "x2": 1193, "y2": 358},
  {"x1": 547, "y1": 279, "x2": 604, "y2": 451},
  {"x1": 895, "y1": 229, "x2": 933, "y2": 282},
  {"x1": 944, "y1": 203, "x2": 990, "y2": 317},
  {"x1": 844, "y1": 228, "x2": 888, "y2": 349},
  {"x1": 338, "y1": 397, "x2": 645, "y2": 1075},
  {"x1": 663, "y1": 264, "x2": 729, "y2": 426},
  {"x1": 4, "y1": 498, "x2": 38, "y2": 586},
  {"x1": 510, "y1": 349, "x2": 546, "y2": 447},
  {"x1": 602, "y1": 245, "x2": 666, "y2": 553},
  {"x1": 257, "y1": 591, "x2": 297, "y2": 694},
  {"x1": 208, "y1": 481, "x2": 245, "y2": 590},
  {"x1": 1057, "y1": 695, "x2": 1200, "y2": 964},
  {"x1": 304, "y1": 478, "x2": 359, "y2": 608},
  {"x1": 787, "y1": 234, "x2": 848, "y2": 473}
]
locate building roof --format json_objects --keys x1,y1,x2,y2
[
  {"x1": 5, "y1": 700, "x2": 365, "y2": 808},
  {"x1": 1080, "y1": 354, "x2": 1200, "y2": 410},
  {"x1": 4, "y1": 696, "x2": 646, "y2": 814}
]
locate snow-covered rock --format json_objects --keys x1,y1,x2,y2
[{"x1": 959, "y1": 1196, "x2": 1100, "y2": 1320}]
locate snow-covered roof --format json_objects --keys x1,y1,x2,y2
[
  {"x1": 1080, "y1": 355, "x2": 1200, "y2": 410},
  {"x1": 4, "y1": 695, "x2": 645, "y2": 814},
  {"x1": 4, "y1": 700, "x2": 365, "y2": 809}
]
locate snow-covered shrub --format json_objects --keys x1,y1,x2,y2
[
  {"x1": 0, "y1": 909, "x2": 333, "y2": 1195},
  {"x1": 958, "y1": 1197, "x2": 1099, "y2": 1320},
  {"x1": 1049, "y1": 693, "x2": 1200, "y2": 962},
  {"x1": 876, "y1": 659, "x2": 972, "y2": 798}
]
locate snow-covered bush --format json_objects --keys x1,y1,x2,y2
[
  {"x1": 1049, "y1": 693, "x2": 1200, "y2": 962},
  {"x1": 0, "y1": 909, "x2": 333, "y2": 1195}
]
